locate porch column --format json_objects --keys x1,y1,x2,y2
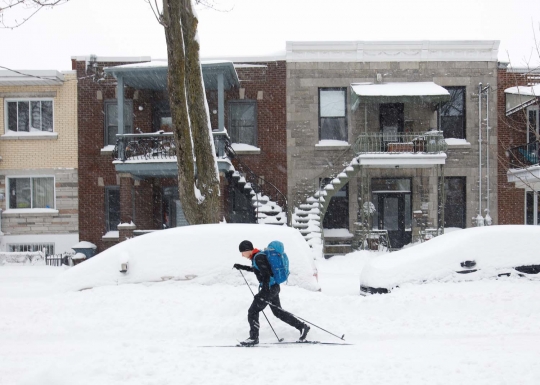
[
  {"x1": 119, "y1": 173, "x2": 134, "y2": 225},
  {"x1": 438, "y1": 164, "x2": 445, "y2": 235},
  {"x1": 218, "y1": 72, "x2": 224, "y2": 131},
  {"x1": 117, "y1": 75, "x2": 125, "y2": 159}
]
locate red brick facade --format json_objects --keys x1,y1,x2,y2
[
  {"x1": 231, "y1": 61, "x2": 288, "y2": 207},
  {"x1": 74, "y1": 58, "x2": 287, "y2": 252},
  {"x1": 497, "y1": 65, "x2": 535, "y2": 224}
]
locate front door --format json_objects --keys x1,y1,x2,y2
[
  {"x1": 372, "y1": 178, "x2": 412, "y2": 249},
  {"x1": 374, "y1": 194, "x2": 409, "y2": 248},
  {"x1": 380, "y1": 103, "x2": 404, "y2": 142}
]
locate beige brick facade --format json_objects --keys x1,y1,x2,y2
[
  {"x1": 0, "y1": 72, "x2": 78, "y2": 169},
  {"x1": 0, "y1": 71, "x2": 79, "y2": 253}
]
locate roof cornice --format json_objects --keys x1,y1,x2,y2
[{"x1": 286, "y1": 40, "x2": 500, "y2": 62}]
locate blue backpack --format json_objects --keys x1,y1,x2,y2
[{"x1": 253, "y1": 240, "x2": 290, "y2": 286}]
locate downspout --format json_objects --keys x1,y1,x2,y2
[
  {"x1": 485, "y1": 84, "x2": 492, "y2": 225},
  {"x1": 477, "y1": 83, "x2": 483, "y2": 226}
]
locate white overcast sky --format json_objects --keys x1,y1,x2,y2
[{"x1": 1, "y1": 0, "x2": 540, "y2": 71}]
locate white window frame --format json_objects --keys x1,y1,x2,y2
[
  {"x1": 7, "y1": 176, "x2": 56, "y2": 210},
  {"x1": 525, "y1": 190, "x2": 539, "y2": 225},
  {"x1": 527, "y1": 105, "x2": 539, "y2": 144},
  {"x1": 8, "y1": 243, "x2": 55, "y2": 255},
  {"x1": 4, "y1": 98, "x2": 55, "y2": 134}
]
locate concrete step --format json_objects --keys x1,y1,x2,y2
[{"x1": 324, "y1": 244, "x2": 353, "y2": 254}]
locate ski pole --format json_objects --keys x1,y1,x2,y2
[
  {"x1": 263, "y1": 300, "x2": 345, "y2": 341},
  {"x1": 238, "y1": 270, "x2": 284, "y2": 343}
]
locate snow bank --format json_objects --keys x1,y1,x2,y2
[
  {"x1": 57, "y1": 224, "x2": 320, "y2": 292},
  {"x1": 361, "y1": 225, "x2": 540, "y2": 290}
]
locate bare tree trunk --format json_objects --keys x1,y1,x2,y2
[
  {"x1": 162, "y1": 0, "x2": 220, "y2": 224},
  {"x1": 180, "y1": 0, "x2": 220, "y2": 223}
]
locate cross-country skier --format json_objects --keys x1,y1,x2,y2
[{"x1": 233, "y1": 240, "x2": 310, "y2": 346}]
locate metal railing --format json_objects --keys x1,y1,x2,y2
[
  {"x1": 227, "y1": 144, "x2": 289, "y2": 225},
  {"x1": 113, "y1": 132, "x2": 176, "y2": 161},
  {"x1": 46, "y1": 253, "x2": 74, "y2": 266},
  {"x1": 113, "y1": 131, "x2": 233, "y2": 161},
  {"x1": 508, "y1": 141, "x2": 539, "y2": 168},
  {"x1": 353, "y1": 131, "x2": 447, "y2": 154}
]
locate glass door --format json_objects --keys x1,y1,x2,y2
[{"x1": 371, "y1": 178, "x2": 412, "y2": 249}]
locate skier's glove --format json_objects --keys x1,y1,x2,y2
[{"x1": 233, "y1": 263, "x2": 243, "y2": 270}]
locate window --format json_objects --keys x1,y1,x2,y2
[
  {"x1": 319, "y1": 88, "x2": 347, "y2": 141},
  {"x1": 439, "y1": 87, "x2": 466, "y2": 139},
  {"x1": 105, "y1": 187, "x2": 120, "y2": 232},
  {"x1": 8, "y1": 177, "x2": 54, "y2": 209},
  {"x1": 229, "y1": 100, "x2": 257, "y2": 146},
  {"x1": 527, "y1": 106, "x2": 539, "y2": 144},
  {"x1": 8, "y1": 243, "x2": 54, "y2": 255},
  {"x1": 104, "y1": 100, "x2": 133, "y2": 146},
  {"x1": 6, "y1": 99, "x2": 53, "y2": 132},
  {"x1": 526, "y1": 191, "x2": 540, "y2": 225},
  {"x1": 439, "y1": 177, "x2": 466, "y2": 228}
]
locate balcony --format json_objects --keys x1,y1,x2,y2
[
  {"x1": 508, "y1": 142, "x2": 539, "y2": 169},
  {"x1": 112, "y1": 131, "x2": 232, "y2": 178},
  {"x1": 507, "y1": 141, "x2": 540, "y2": 190},
  {"x1": 352, "y1": 131, "x2": 447, "y2": 168}
]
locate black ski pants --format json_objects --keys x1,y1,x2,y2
[{"x1": 248, "y1": 283, "x2": 304, "y2": 339}]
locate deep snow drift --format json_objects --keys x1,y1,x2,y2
[
  {"x1": 57, "y1": 224, "x2": 319, "y2": 292},
  {"x1": 1, "y1": 225, "x2": 540, "y2": 385},
  {"x1": 361, "y1": 225, "x2": 540, "y2": 289}
]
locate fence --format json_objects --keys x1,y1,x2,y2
[
  {"x1": 0, "y1": 250, "x2": 74, "y2": 266},
  {"x1": 46, "y1": 253, "x2": 74, "y2": 266}
]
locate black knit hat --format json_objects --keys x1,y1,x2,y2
[{"x1": 239, "y1": 240, "x2": 254, "y2": 252}]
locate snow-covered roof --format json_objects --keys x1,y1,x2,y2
[
  {"x1": 351, "y1": 82, "x2": 450, "y2": 103},
  {"x1": 504, "y1": 85, "x2": 540, "y2": 97},
  {"x1": 104, "y1": 60, "x2": 239, "y2": 91},
  {"x1": 0, "y1": 70, "x2": 65, "y2": 86},
  {"x1": 352, "y1": 82, "x2": 450, "y2": 97}
]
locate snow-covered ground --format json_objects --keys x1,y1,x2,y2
[{"x1": 2, "y1": 232, "x2": 540, "y2": 384}]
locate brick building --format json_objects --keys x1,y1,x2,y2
[
  {"x1": 72, "y1": 56, "x2": 287, "y2": 252},
  {"x1": 498, "y1": 64, "x2": 540, "y2": 224},
  {"x1": 0, "y1": 69, "x2": 79, "y2": 254}
]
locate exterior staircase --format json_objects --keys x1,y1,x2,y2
[
  {"x1": 291, "y1": 157, "x2": 362, "y2": 255},
  {"x1": 231, "y1": 170, "x2": 287, "y2": 225}
]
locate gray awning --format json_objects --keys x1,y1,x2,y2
[
  {"x1": 104, "y1": 60, "x2": 239, "y2": 91},
  {"x1": 351, "y1": 82, "x2": 450, "y2": 107}
]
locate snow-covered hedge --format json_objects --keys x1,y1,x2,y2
[{"x1": 57, "y1": 224, "x2": 320, "y2": 292}]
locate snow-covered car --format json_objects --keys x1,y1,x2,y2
[
  {"x1": 57, "y1": 223, "x2": 320, "y2": 292},
  {"x1": 360, "y1": 225, "x2": 540, "y2": 295}
]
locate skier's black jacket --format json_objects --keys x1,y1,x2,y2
[{"x1": 234, "y1": 251, "x2": 274, "y2": 294}]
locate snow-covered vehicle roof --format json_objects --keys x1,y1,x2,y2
[
  {"x1": 57, "y1": 224, "x2": 320, "y2": 292},
  {"x1": 360, "y1": 225, "x2": 540, "y2": 295}
]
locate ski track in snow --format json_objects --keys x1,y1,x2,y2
[{"x1": 1, "y1": 265, "x2": 540, "y2": 385}]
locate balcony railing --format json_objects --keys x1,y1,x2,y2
[
  {"x1": 113, "y1": 131, "x2": 232, "y2": 161},
  {"x1": 508, "y1": 141, "x2": 539, "y2": 169},
  {"x1": 353, "y1": 131, "x2": 447, "y2": 154},
  {"x1": 113, "y1": 132, "x2": 176, "y2": 161}
]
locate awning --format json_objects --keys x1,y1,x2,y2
[
  {"x1": 504, "y1": 85, "x2": 539, "y2": 115},
  {"x1": 105, "y1": 60, "x2": 239, "y2": 91},
  {"x1": 351, "y1": 82, "x2": 450, "y2": 108}
]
